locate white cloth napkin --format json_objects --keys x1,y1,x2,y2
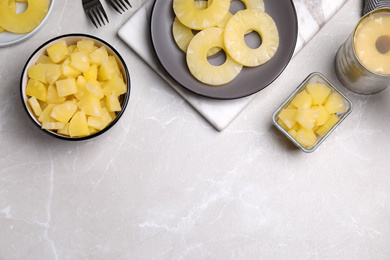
[{"x1": 118, "y1": 0, "x2": 347, "y2": 131}]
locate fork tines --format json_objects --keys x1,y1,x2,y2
[
  {"x1": 106, "y1": 0, "x2": 132, "y2": 14},
  {"x1": 83, "y1": 0, "x2": 109, "y2": 28}
]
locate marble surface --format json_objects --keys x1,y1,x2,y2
[{"x1": 1, "y1": 0, "x2": 390, "y2": 259}]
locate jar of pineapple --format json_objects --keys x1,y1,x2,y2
[{"x1": 335, "y1": 8, "x2": 390, "y2": 94}]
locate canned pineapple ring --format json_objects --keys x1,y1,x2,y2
[
  {"x1": 0, "y1": 0, "x2": 49, "y2": 34},
  {"x1": 173, "y1": 0, "x2": 230, "y2": 30},
  {"x1": 224, "y1": 9, "x2": 279, "y2": 67},
  {"x1": 186, "y1": 27, "x2": 243, "y2": 85}
]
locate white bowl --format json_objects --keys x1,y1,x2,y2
[{"x1": 0, "y1": 0, "x2": 55, "y2": 47}]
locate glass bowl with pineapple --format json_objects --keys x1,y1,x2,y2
[
  {"x1": 20, "y1": 34, "x2": 131, "y2": 141},
  {"x1": 272, "y1": 72, "x2": 353, "y2": 153}
]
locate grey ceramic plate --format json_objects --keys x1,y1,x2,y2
[{"x1": 150, "y1": 0, "x2": 298, "y2": 100}]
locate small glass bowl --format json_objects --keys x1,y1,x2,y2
[
  {"x1": 20, "y1": 34, "x2": 131, "y2": 141},
  {"x1": 272, "y1": 72, "x2": 353, "y2": 153}
]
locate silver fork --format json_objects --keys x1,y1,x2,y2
[
  {"x1": 106, "y1": 0, "x2": 132, "y2": 14},
  {"x1": 82, "y1": 0, "x2": 109, "y2": 28}
]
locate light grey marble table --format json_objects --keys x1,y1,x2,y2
[{"x1": 1, "y1": 0, "x2": 390, "y2": 259}]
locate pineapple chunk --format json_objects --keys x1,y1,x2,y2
[
  {"x1": 278, "y1": 108, "x2": 297, "y2": 129},
  {"x1": 47, "y1": 41, "x2": 69, "y2": 63},
  {"x1": 77, "y1": 95, "x2": 104, "y2": 117},
  {"x1": 61, "y1": 58, "x2": 82, "y2": 78},
  {"x1": 50, "y1": 102, "x2": 78, "y2": 124},
  {"x1": 26, "y1": 79, "x2": 47, "y2": 102},
  {"x1": 38, "y1": 104, "x2": 55, "y2": 123},
  {"x1": 186, "y1": 27, "x2": 243, "y2": 85},
  {"x1": 306, "y1": 83, "x2": 331, "y2": 105},
  {"x1": 98, "y1": 60, "x2": 115, "y2": 81},
  {"x1": 27, "y1": 96, "x2": 42, "y2": 116},
  {"x1": 56, "y1": 78, "x2": 78, "y2": 97},
  {"x1": 84, "y1": 64, "x2": 98, "y2": 80},
  {"x1": 224, "y1": 9, "x2": 279, "y2": 67},
  {"x1": 71, "y1": 51, "x2": 90, "y2": 73},
  {"x1": 74, "y1": 76, "x2": 90, "y2": 100},
  {"x1": 287, "y1": 129, "x2": 297, "y2": 139},
  {"x1": 86, "y1": 79, "x2": 104, "y2": 99},
  {"x1": 295, "y1": 108, "x2": 319, "y2": 131},
  {"x1": 90, "y1": 46, "x2": 109, "y2": 65},
  {"x1": 42, "y1": 122, "x2": 66, "y2": 130},
  {"x1": 102, "y1": 74, "x2": 127, "y2": 96},
  {"x1": 106, "y1": 92, "x2": 122, "y2": 112},
  {"x1": 47, "y1": 85, "x2": 66, "y2": 104},
  {"x1": 312, "y1": 105, "x2": 331, "y2": 126},
  {"x1": 295, "y1": 128, "x2": 317, "y2": 147},
  {"x1": 69, "y1": 111, "x2": 90, "y2": 137},
  {"x1": 77, "y1": 39, "x2": 95, "y2": 53},
  {"x1": 57, "y1": 123, "x2": 69, "y2": 136},
  {"x1": 316, "y1": 114, "x2": 340, "y2": 136},
  {"x1": 173, "y1": 0, "x2": 230, "y2": 30},
  {"x1": 324, "y1": 92, "x2": 346, "y2": 114},
  {"x1": 36, "y1": 55, "x2": 53, "y2": 64},
  {"x1": 27, "y1": 64, "x2": 47, "y2": 83},
  {"x1": 43, "y1": 64, "x2": 62, "y2": 85},
  {"x1": 0, "y1": 0, "x2": 49, "y2": 33},
  {"x1": 291, "y1": 90, "x2": 312, "y2": 109},
  {"x1": 87, "y1": 107, "x2": 112, "y2": 130}
]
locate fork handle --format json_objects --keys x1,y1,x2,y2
[{"x1": 363, "y1": 0, "x2": 390, "y2": 15}]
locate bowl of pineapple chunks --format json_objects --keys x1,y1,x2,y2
[
  {"x1": 20, "y1": 34, "x2": 130, "y2": 141},
  {"x1": 272, "y1": 72, "x2": 353, "y2": 153}
]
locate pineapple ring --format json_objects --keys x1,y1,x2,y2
[
  {"x1": 186, "y1": 27, "x2": 243, "y2": 85},
  {"x1": 172, "y1": 17, "x2": 220, "y2": 56},
  {"x1": 173, "y1": 0, "x2": 230, "y2": 30},
  {"x1": 224, "y1": 9, "x2": 279, "y2": 67},
  {"x1": 0, "y1": 0, "x2": 49, "y2": 34},
  {"x1": 240, "y1": 0, "x2": 265, "y2": 11}
]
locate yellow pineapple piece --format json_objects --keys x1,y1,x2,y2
[
  {"x1": 324, "y1": 92, "x2": 346, "y2": 114},
  {"x1": 173, "y1": 0, "x2": 230, "y2": 30},
  {"x1": 295, "y1": 108, "x2": 319, "y2": 131},
  {"x1": 35, "y1": 54, "x2": 53, "y2": 64},
  {"x1": 27, "y1": 96, "x2": 42, "y2": 116},
  {"x1": 90, "y1": 46, "x2": 109, "y2": 65},
  {"x1": 288, "y1": 129, "x2": 297, "y2": 139},
  {"x1": 224, "y1": 9, "x2": 279, "y2": 67},
  {"x1": 354, "y1": 12, "x2": 390, "y2": 75},
  {"x1": 172, "y1": 17, "x2": 220, "y2": 56},
  {"x1": 98, "y1": 60, "x2": 115, "y2": 81},
  {"x1": 316, "y1": 114, "x2": 340, "y2": 136},
  {"x1": 47, "y1": 85, "x2": 66, "y2": 104},
  {"x1": 77, "y1": 95, "x2": 104, "y2": 117},
  {"x1": 26, "y1": 79, "x2": 47, "y2": 102},
  {"x1": 77, "y1": 39, "x2": 95, "y2": 53},
  {"x1": 278, "y1": 108, "x2": 297, "y2": 129},
  {"x1": 71, "y1": 51, "x2": 90, "y2": 73},
  {"x1": 43, "y1": 64, "x2": 62, "y2": 85},
  {"x1": 106, "y1": 92, "x2": 122, "y2": 112},
  {"x1": 102, "y1": 74, "x2": 127, "y2": 96},
  {"x1": 74, "y1": 76, "x2": 90, "y2": 100},
  {"x1": 312, "y1": 105, "x2": 330, "y2": 126},
  {"x1": 295, "y1": 128, "x2": 317, "y2": 147},
  {"x1": 87, "y1": 108, "x2": 112, "y2": 130},
  {"x1": 42, "y1": 122, "x2": 66, "y2": 130},
  {"x1": 61, "y1": 58, "x2": 82, "y2": 78},
  {"x1": 86, "y1": 79, "x2": 104, "y2": 99},
  {"x1": 84, "y1": 64, "x2": 98, "y2": 80},
  {"x1": 0, "y1": 0, "x2": 49, "y2": 33},
  {"x1": 38, "y1": 104, "x2": 55, "y2": 123},
  {"x1": 69, "y1": 111, "x2": 90, "y2": 137},
  {"x1": 56, "y1": 78, "x2": 78, "y2": 97},
  {"x1": 306, "y1": 83, "x2": 331, "y2": 105},
  {"x1": 47, "y1": 41, "x2": 69, "y2": 64},
  {"x1": 291, "y1": 90, "x2": 312, "y2": 109},
  {"x1": 27, "y1": 64, "x2": 47, "y2": 83},
  {"x1": 50, "y1": 102, "x2": 78, "y2": 124},
  {"x1": 186, "y1": 27, "x2": 243, "y2": 85},
  {"x1": 57, "y1": 123, "x2": 69, "y2": 136}
]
